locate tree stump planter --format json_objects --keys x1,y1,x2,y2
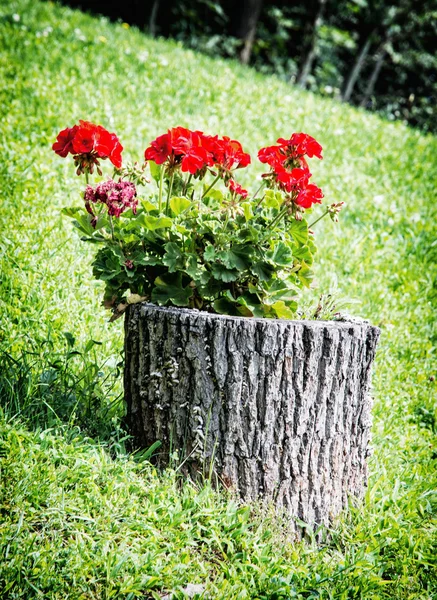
[{"x1": 124, "y1": 303, "x2": 379, "y2": 532}]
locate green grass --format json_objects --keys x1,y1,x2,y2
[{"x1": 0, "y1": 0, "x2": 436, "y2": 597}]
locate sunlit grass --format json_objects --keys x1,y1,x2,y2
[{"x1": 0, "y1": 0, "x2": 436, "y2": 597}]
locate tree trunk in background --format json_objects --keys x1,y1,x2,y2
[
  {"x1": 341, "y1": 32, "x2": 374, "y2": 103},
  {"x1": 124, "y1": 304, "x2": 379, "y2": 535},
  {"x1": 360, "y1": 38, "x2": 389, "y2": 107},
  {"x1": 235, "y1": 0, "x2": 264, "y2": 65},
  {"x1": 296, "y1": 0, "x2": 327, "y2": 88},
  {"x1": 148, "y1": 0, "x2": 160, "y2": 37}
]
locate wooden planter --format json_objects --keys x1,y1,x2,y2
[{"x1": 124, "y1": 304, "x2": 379, "y2": 531}]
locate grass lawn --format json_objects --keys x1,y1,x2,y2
[{"x1": 0, "y1": 0, "x2": 436, "y2": 597}]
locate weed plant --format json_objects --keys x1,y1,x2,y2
[{"x1": 0, "y1": 0, "x2": 436, "y2": 597}]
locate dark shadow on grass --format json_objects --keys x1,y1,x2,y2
[{"x1": 0, "y1": 336, "x2": 128, "y2": 451}]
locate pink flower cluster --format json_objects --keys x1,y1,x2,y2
[
  {"x1": 258, "y1": 133, "x2": 324, "y2": 208},
  {"x1": 84, "y1": 179, "x2": 137, "y2": 226}
]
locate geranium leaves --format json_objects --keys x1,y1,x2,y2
[
  {"x1": 169, "y1": 196, "x2": 192, "y2": 216},
  {"x1": 140, "y1": 215, "x2": 173, "y2": 231},
  {"x1": 151, "y1": 273, "x2": 193, "y2": 306},
  {"x1": 211, "y1": 263, "x2": 239, "y2": 282},
  {"x1": 266, "y1": 242, "x2": 294, "y2": 266},
  {"x1": 71, "y1": 167, "x2": 320, "y2": 318},
  {"x1": 163, "y1": 242, "x2": 185, "y2": 272}
]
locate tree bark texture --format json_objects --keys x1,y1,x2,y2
[
  {"x1": 360, "y1": 36, "x2": 390, "y2": 108},
  {"x1": 295, "y1": 0, "x2": 327, "y2": 88},
  {"x1": 235, "y1": 0, "x2": 264, "y2": 65},
  {"x1": 341, "y1": 33, "x2": 374, "y2": 103},
  {"x1": 124, "y1": 304, "x2": 379, "y2": 531}
]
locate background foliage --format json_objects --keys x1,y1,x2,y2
[
  {"x1": 0, "y1": 0, "x2": 436, "y2": 598},
  {"x1": 59, "y1": 0, "x2": 437, "y2": 134}
]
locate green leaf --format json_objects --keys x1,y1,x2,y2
[
  {"x1": 265, "y1": 278, "x2": 298, "y2": 301},
  {"x1": 170, "y1": 196, "x2": 191, "y2": 216},
  {"x1": 236, "y1": 293, "x2": 265, "y2": 318},
  {"x1": 72, "y1": 214, "x2": 97, "y2": 236},
  {"x1": 204, "y1": 245, "x2": 216, "y2": 262},
  {"x1": 198, "y1": 275, "x2": 222, "y2": 298},
  {"x1": 198, "y1": 218, "x2": 221, "y2": 234},
  {"x1": 237, "y1": 224, "x2": 261, "y2": 243},
  {"x1": 242, "y1": 202, "x2": 253, "y2": 221},
  {"x1": 148, "y1": 160, "x2": 162, "y2": 182},
  {"x1": 163, "y1": 242, "x2": 185, "y2": 272},
  {"x1": 204, "y1": 188, "x2": 224, "y2": 202},
  {"x1": 289, "y1": 219, "x2": 309, "y2": 244},
  {"x1": 271, "y1": 301, "x2": 297, "y2": 320},
  {"x1": 141, "y1": 199, "x2": 157, "y2": 212},
  {"x1": 61, "y1": 206, "x2": 83, "y2": 218},
  {"x1": 264, "y1": 190, "x2": 281, "y2": 209},
  {"x1": 140, "y1": 215, "x2": 173, "y2": 230},
  {"x1": 185, "y1": 254, "x2": 202, "y2": 280},
  {"x1": 297, "y1": 262, "x2": 314, "y2": 287},
  {"x1": 213, "y1": 297, "x2": 252, "y2": 317},
  {"x1": 107, "y1": 244, "x2": 125, "y2": 263},
  {"x1": 92, "y1": 248, "x2": 122, "y2": 281},
  {"x1": 84, "y1": 339, "x2": 103, "y2": 353},
  {"x1": 152, "y1": 273, "x2": 193, "y2": 307},
  {"x1": 293, "y1": 244, "x2": 313, "y2": 263},
  {"x1": 218, "y1": 245, "x2": 251, "y2": 271},
  {"x1": 267, "y1": 242, "x2": 294, "y2": 266},
  {"x1": 211, "y1": 263, "x2": 239, "y2": 282},
  {"x1": 132, "y1": 250, "x2": 163, "y2": 266},
  {"x1": 63, "y1": 332, "x2": 75, "y2": 347},
  {"x1": 175, "y1": 224, "x2": 190, "y2": 235},
  {"x1": 251, "y1": 261, "x2": 275, "y2": 281}
]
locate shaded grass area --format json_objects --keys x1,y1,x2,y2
[{"x1": 0, "y1": 0, "x2": 436, "y2": 597}]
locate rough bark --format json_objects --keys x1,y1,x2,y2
[
  {"x1": 295, "y1": 0, "x2": 327, "y2": 88},
  {"x1": 235, "y1": 0, "x2": 264, "y2": 65},
  {"x1": 341, "y1": 33, "x2": 374, "y2": 103},
  {"x1": 124, "y1": 304, "x2": 379, "y2": 532},
  {"x1": 360, "y1": 36, "x2": 390, "y2": 108},
  {"x1": 148, "y1": 0, "x2": 160, "y2": 37}
]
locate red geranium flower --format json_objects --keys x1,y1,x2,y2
[
  {"x1": 215, "y1": 136, "x2": 251, "y2": 170},
  {"x1": 170, "y1": 127, "x2": 213, "y2": 174},
  {"x1": 144, "y1": 128, "x2": 250, "y2": 179},
  {"x1": 295, "y1": 184, "x2": 324, "y2": 208},
  {"x1": 228, "y1": 178, "x2": 248, "y2": 198},
  {"x1": 276, "y1": 166, "x2": 311, "y2": 193},
  {"x1": 52, "y1": 125, "x2": 78, "y2": 157},
  {"x1": 52, "y1": 121, "x2": 123, "y2": 173},
  {"x1": 144, "y1": 127, "x2": 214, "y2": 175},
  {"x1": 277, "y1": 133, "x2": 323, "y2": 160},
  {"x1": 144, "y1": 133, "x2": 171, "y2": 164},
  {"x1": 257, "y1": 144, "x2": 286, "y2": 169}
]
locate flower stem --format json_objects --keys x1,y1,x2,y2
[
  {"x1": 252, "y1": 180, "x2": 266, "y2": 204},
  {"x1": 85, "y1": 171, "x2": 89, "y2": 185},
  {"x1": 308, "y1": 209, "x2": 329, "y2": 229},
  {"x1": 201, "y1": 174, "x2": 221, "y2": 199},
  {"x1": 268, "y1": 206, "x2": 288, "y2": 230},
  {"x1": 255, "y1": 194, "x2": 266, "y2": 210},
  {"x1": 165, "y1": 171, "x2": 175, "y2": 216},
  {"x1": 158, "y1": 167, "x2": 164, "y2": 213},
  {"x1": 108, "y1": 214, "x2": 115, "y2": 240},
  {"x1": 183, "y1": 174, "x2": 192, "y2": 196}
]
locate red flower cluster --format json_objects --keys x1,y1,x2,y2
[
  {"x1": 84, "y1": 179, "x2": 137, "y2": 226},
  {"x1": 228, "y1": 178, "x2": 248, "y2": 199},
  {"x1": 53, "y1": 121, "x2": 123, "y2": 174},
  {"x1": 144, "y1": 127, "x2": 250, "y2": 177},
  {"x1": 258, "y1": 132, "x2": 323, "y2": 209}
]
